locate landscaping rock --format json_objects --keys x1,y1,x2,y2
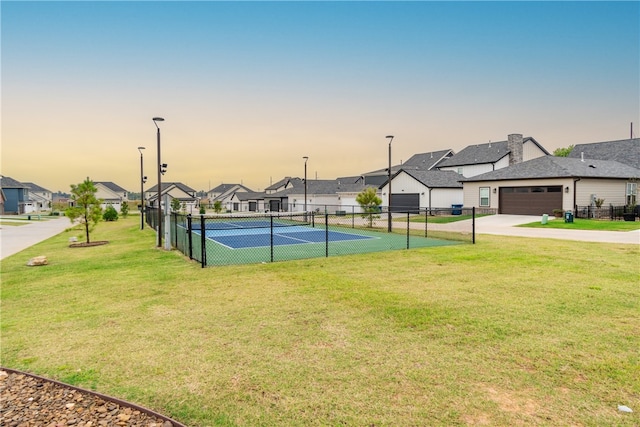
[{"x1": 26, "y1": 256, "x2": 48, "y2": 266}]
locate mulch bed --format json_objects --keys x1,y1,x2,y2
[
  {"x1": 69, "y1": 241, "x2": 109, "y2": 248},
  {"x1": 0, "y1": 368, "x2": 186, "y2": 427}
]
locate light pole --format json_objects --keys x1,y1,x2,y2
[
  {"x1": 137, "y1": 146, "x2": 146, "y2": 230},
  {"x1": 303, "y1": 156, "x2": 308, "y2": 214},
  {"x1": 386, "y1": 135, "x2": 394, "y2": 232},
  {"x1": 153, "y1": 117, "x2": 165, "y2": 247}
]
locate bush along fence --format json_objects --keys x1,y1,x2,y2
[{"x1": 146, "y1": 207, "x2": 479, "y2": 267}]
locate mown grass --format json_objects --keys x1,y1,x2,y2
[
  {"x1": 408, "y1": 213, "x2": 491, "y2": 223},
  {"x1": 1, "y1": 217, "x2": 639, "y2": 426},
  {"x1": 521, "y1": 218, "x2": 640, "y2": 231}
]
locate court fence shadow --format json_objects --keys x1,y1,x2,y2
[{"x1": 149, "y1": 208, "x2": 481, "y2": 267}]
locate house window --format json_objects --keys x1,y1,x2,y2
[
  {"x1": 479, "y1": 187, "x2": 490, "y2": 207},
  {"x1": 627, "y1": 182, "x2": 637, "y2": 206},
  {"x1": 457, "y1": 167, "x2": 463, "y2": 175}
]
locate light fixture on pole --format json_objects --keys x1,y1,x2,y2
[
  {"x1": 303, "y1": 156, "x2": 309, "y2": 214},
  {"x1": 386, "y1": 135, "x2": 394, "y2": 232},
  {"x1": 153, "y1": 117, "x2": 165, "y2": 248},
  {"x1": 137, "y1": 146, "x2": 146, "y2": 230}
]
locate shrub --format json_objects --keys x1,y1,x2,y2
[{"x1": 103, "y1": 205, "x2": 118, "y2": 221}]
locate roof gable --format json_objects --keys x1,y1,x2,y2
[
  {"x1": 95, "y1": 181, "x2": 127, "y2": 193},
  {"x1": 403, "y1": 149, "x2": 455, "y2": 170},
  {"x1": 23, "y1": 182, "x2": 51, "y2": 193},
  {"x1": 397, "y1": 170, "x2": 464, "y2": 188},
  {"x1": 0, "y1": 175, "x2": 29, "y2": 189}
]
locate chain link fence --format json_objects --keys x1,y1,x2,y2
[{"x1": 144, "y1": 207, "x2": 481, "y2": 267}]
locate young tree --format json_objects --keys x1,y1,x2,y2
[
  {"x1": 171, "y1": 197, "x2": 181, "y2": 213},
  {"x1": 65, "y1": 178, "x2": 103, "y2": 243},
  {"x1": 120, "y1": 201, "x2": 129, "y2": 218},
  {"x1": 356, "y1": 187, "x2": 382, "y2": 227},
  {"x1": 213, "y1": 200, "x2": 223, "y2": 213},
  {"x1": 553, "y1": 145, "x2": 574, "y2": 157}
]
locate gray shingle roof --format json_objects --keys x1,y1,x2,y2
[
  {"x1": 146, "y1": 182, "x2": 196, "y2": 193},
  {"x1": 463, "y1": 155, "x2": 640, "y2": 182},
  {"x1": 265, "y1": 177, "x2": 303, "y2": 191},
  {"x1": 402, "y1": 149, "x2": 454, "y2": 170},
  {"x1": 567, "y1": 138, "x2": 639, "y2": 169},
  {"x1": 437, "y1": 137, "x2": 546, "y2": 167},
  {"x1": 209, "y1": 183, "x2": 252, "y2": 193},
  {"x1": 96, "y1": 181, "x2": 127, "y2": 193},
  {"x1": 23, "y1": 182, "x2": 51, "y2": 193},
  {"x1": 0, "y1": 175, "x2": 28, "y2": 189},
  {"x1": 235, "y1": 191, "x2": 267, "y2": 201},
  {"x1": 399, "y1": 170, "x2": 464, "y2": 188}
]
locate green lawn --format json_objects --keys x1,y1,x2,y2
[
  {"x1": 520, "y1": 217, "x2": 640, "y2": 231},
  {"x1": 1, "y1": 217, "x2": 638, "y2": 426},
  {"x1": 408, "y1": 213, "x2": 492, "y2": 223}
]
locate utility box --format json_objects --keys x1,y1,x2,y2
[
  {"x1": 564, "y1": 211, "x2": 574, "y2": 223},
  {"x1": 541, "y1": 214, "x2": 549, "y2": 224}
]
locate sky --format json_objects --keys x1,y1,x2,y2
[{"x1": 2, "y1": 1, "x2": 639, "y2": 194}]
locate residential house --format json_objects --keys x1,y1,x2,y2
[
  {"x1": 207, "y1": 183, "x2": 252, "y2": 212},
  {"x1": 94, "y1": 182, "x2": 129, "y2": 212},
  {"x1": 0, "y1": 189, "x2": 6, "y2": 215},
  {"x1": 379, "y1": 170, "x2": 464, "y2": 213},
  {"x1": 146, "y1": 182, "x2": 199, "y2": 213},
  {"x1": 273, "y1": 179, "x2": 374, "y2": 213},
  {"x1": 229, "y1": 191, "x2": 267, "y2": 212},
  {"x1": 0, "y1": 176, "x2": 30, "y2": 214},
  {"x1": 437, "y1": 134, "x2": 549, "y2": 177},
  {"x1": 23, "y1": 182, "x2": 53, "y2": 213},
  {"x1": 461, "y1": 155, "x2": 640, "y2": 215},
  {"x1": 265, "y1": 177, "x2": 303, "y2": 194}
]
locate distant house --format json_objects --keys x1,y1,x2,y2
[
  {"x1": 94, "y1": 182, "x2": 129, "y2": 212},
  {"x1": 207, "y1": 183, "x2": 252, "y2": 212},
  {"x1": 461, "y1": 155, "x2": 640, "y2": 215},
  {"x1": 264, "y1": 177, "x2": 303, "y2": 194},
  {"x1": 146, "y1": 182, "x2": 199, "y2": 213},
  {"x1": 229, "y1": 191, "x2": 266, "y2": 212},
  {"x1": 23, "y1": 182, "x2": 53, "y2": 213},
  {"x1": 437, "y1": 134, "x2": 549, "y2": 177},
  {"x1": 361, "y1": 149, "x2": 454, "y2": 186},
  {"x1": 380, "y1": 170, "x2": 464, "y2": 213},
  {"x1": 272, "y1": 179, "x2": 373, "y2": 213},
  {"x1": 0, "y1": 175, "x2": 30, "y2": 214}
]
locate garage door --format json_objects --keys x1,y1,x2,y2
[
  {"x1": 499, "y1": 186, "x2": 562, "y2": 215},
  {"x1": 391, "y1": 193, "x2": 420, "y2": 213}
]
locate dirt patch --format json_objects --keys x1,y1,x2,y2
[{"x1": 69, "y1": 241, "x2": 109, "y2": 248}]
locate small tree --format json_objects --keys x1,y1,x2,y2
[
  {"x1": 171, "y1": 197, "x2": 181, "y2": 213},
  {"x1": 356, "y1": 187, "x2": 382, "y2": 227},
  {"x1": 103, "y1": 205, "x2": 118, "y2": 221},
  {"x1": 65, "y1": 178, "x2": 103, "y2": 243},
  {"x1": 120, "y1": 201, "x2": 129, "y2": 218},
  {"x1": 199, "y1": 205, "x2": 206, "y2": 214},
  {"x1": 213, "y1": 200, "x2": 223, "y2": 213},
  {"x1": 553, "y1": 145, "x2": 574, "y2": 157}
]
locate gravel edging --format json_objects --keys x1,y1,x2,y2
[{"x1": 0, "y1": 368, "x2": 187, "y2": 427}]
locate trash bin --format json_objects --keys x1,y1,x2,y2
[
  {"x1": 451, "y1": 204, "x2": 463, "y2": 215},
  {"x1": 541, "y1": 214, "x2": 548, "y2": 224},
  {"x1": 564, "y1": 211, "x2": 574, "y2": 223}
]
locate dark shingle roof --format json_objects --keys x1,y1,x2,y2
[
  {"x1": 0, "y1": 175, "x2": 28, "y2": 189},
  {"x1": 235, "y1": 191, "x2": 266, "y2": 201},
  {"x1": 96, "y1": 181, "x2": 127, "y2": 193},
  {"x1": 265, "y1": 177, "x2": 303, "y2": 191},
  {"x1": 146, "y1": 182, "x2": 196, "y2": 193},
  {"x1": 437, "y1": 137, "x2": 546, "y2": 167},
  {"x1": 23, "y1": 182, "x2": 51, "y2": 193},
  {"x1": 209, "y1": 183, "x2": 252, "y2": 193},
  {"x1": 463, "y1": 156, "x2": 640, "y2": 182},
  {"x1": 399, "y1": 170, "x2": 464, "y2": 188},
  {"x1": 567, "y1": 138, "x2": 639, "y2": 169},
  {"x1": 402, "y1": 149, "x2": 454, "y2": 170}
]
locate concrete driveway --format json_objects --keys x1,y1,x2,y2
[
  {"x1": 0, "y1": 217, "x2": 74, "y2": 260},
  {"x1": 474, "y1": 214, "x2": 640, "y2": 245}
]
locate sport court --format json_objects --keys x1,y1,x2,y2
[{"x1": 180, "y1": 216, "x2": 462, "y2": 266}]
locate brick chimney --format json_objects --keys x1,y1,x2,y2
[{"x1": 507, "y1": 134, "x2": 523, "y2": 165}]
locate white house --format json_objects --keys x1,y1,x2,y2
[
  {"x1": 95, "y1": 182, "x2": 128, "y2": 212},
  {"x1": 146, "y1": 182, "x2": 199, "y2": 213},
  {"x1": 379, "y1": 170, "x2": 463, "y2": 213}
]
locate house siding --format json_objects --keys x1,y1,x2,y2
[
  {"x1": 523, "y1": 140, "x2": 548, "y2": 161},
  {"x1": 464, "y1": 178, "x2": 575, "y2": 212},
  {"x1": 575, "y1": 178, "x2": 628, "y2": 206}
]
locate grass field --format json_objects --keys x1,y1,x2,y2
[
  {"x1": 520, "y1": 218, "x2": 640, "y2": 231},
  {"x1": 1, "y1": 217, "x2": 639, "y2": 426}
]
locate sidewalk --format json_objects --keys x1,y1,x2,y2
[{"x1": 0, "y1": 217, "x2": 74, "y2": 260}]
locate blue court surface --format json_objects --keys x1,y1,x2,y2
[{"x1": 194, "y1": 225, "x2": 375, "y2": 249}]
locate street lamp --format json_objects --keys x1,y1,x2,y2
[
  {"x1": 303, "y1": 156, "x2": 309, "y2": 214},
  {"x1": 153, "y1": 117, "x2": 165, "y2": 247},
  {"x1": 137, "y1": 146, "x2": 147, "y2": 230},
  {"x1": 386, "y1": 135, "x2": 394, "y2": 232}
]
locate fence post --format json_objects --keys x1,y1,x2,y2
[
  {"x1": 406, "y1": 212, "x2": 410, "y2": 249},
  {"x1": 325, "y1": 213, "x2": 329, "y2": 258},
  {"x1": 200, "y1": 214, "x2": 206, "y2": 268},
  {"x1": 352, "y1": 206, "x2": 355, "y2": 228},
  {"x1": 424, "y1": 208, "x2": 428, "y2": 238},
  {"x1": 270, "y1": 215, "x2": 274, "y2": 263},
  {"x1": 472, "y1": 206, "x2": 476, "y2": 244},
  {"x1": 187, "y1": 214, "x2": 193, "y2": 260}
]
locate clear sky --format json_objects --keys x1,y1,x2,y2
[{"x1": 2, "y1": 1, "x2": 639, "y2": 193}]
